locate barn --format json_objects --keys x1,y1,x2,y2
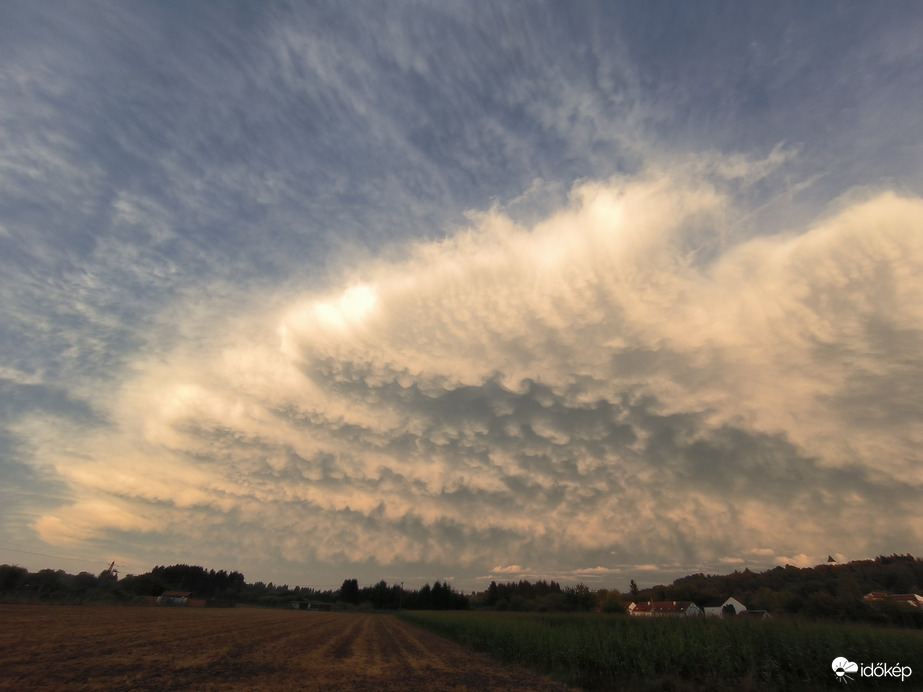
[
  {"x1": 702, "y1": 596, "x2": 748, "y2": 617},
  {"x1": 156, "y1": 591, "x2": 192, "y2": 606}
]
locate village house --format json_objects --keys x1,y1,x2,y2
[
  {"x1": 156, "y1": 591, "x2": 191, "y2": 606},
  {"x1": 627, "y1": 601, "x2": 702, "y2": 617},
  {"x1": 290, "y1": 601, "x2": 332, "y2": 611},
  {"x1": 863, "y1": 592, "x2": 923, "y2": 609},
  {"x1": 701, "y1": 596, "x2": 748, "y2": 617}
]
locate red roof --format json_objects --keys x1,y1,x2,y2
[
  {"x1": 863, "y1": 592, "x2": 923, "y2": 608},
  {"x1": 863, "y1": 592, "x2": 888, "y2": 600},
  {"x1": 630, "y1": 601, "x2": 696, "y2": 614}
]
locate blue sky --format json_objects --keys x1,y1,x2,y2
[{"x1": 1, "y1": 1, "x2": 922, "y2": 591}]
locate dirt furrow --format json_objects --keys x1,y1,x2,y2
[{"x1": 0, "y1": 605, "x2": 573, "y2": 691}]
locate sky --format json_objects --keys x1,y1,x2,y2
[{"x1": 1, "y1": 1, "x2": 922, "y2": 593}]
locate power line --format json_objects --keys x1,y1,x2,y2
[{"x1": 0, "y1": 543, "x2": 107, "y2": 565}]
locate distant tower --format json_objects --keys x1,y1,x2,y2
[{"x1": 827, "y1": 555, "x2": 837, "y2": 564}]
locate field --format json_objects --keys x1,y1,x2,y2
[
  {"x1": 0, "y1": 605, "x2": 571, "y2": 691},
  {"x1": 400, "y1": 611, "x2": 923, "y2": 691},
  {"x1": 4, "y1": 605, "x2": 922, "y2": 692}
]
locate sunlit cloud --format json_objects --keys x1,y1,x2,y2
[
  {"x1": 491, "y1": 565, "x2": 527, "y2": 575},
  {"x1": 21, "y1": 163, "x2": 922, "y2": 585},
  {"x1": 773, "y1": 554, "x2": 817, "y2": 569},
  {"x1": 2, "y1": 3, "x2": 921, "y2": 589}
]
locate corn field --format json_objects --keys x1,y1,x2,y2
[{"x1": 399, "y1": 611, "x2": 923, "y2": 690}]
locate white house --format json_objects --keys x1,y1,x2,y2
[
  {"x1": 702, "y1": 597, "x2": 747, "y2": 617},
  {"x1": 156, "y1": 590, "x2": 191, "y2": 606}
]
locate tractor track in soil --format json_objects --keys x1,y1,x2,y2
[{"x1": 0, "y1": 605, "x2": 574, "y2": 691}]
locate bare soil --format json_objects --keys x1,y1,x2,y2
[{"x1": 0, "y1": 605, "x2": 574, "y2": 691}]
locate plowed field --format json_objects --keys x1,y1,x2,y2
[{"x1": 0, "y1": 605, "x2": 572, "y2": 691}]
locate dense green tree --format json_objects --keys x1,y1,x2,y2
[
  {"x1": 338, "y1": 578, "x2": 360, "y2": 604},
  {"x1": 0, "y1": 564, "x2": 28, "y2": 592},
  {"x1": 564, "y1": 583, "x2": 595, "y2": 611},
  {"x1": 598, "y1": 589, "x2": 626, "y2": 614},
  {"x1": 119, "y1": 572, "x2": 166, "y2": 597}
]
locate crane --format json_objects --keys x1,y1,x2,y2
[{"x1": 101, "y1": 561, "x2": 119, "y2": 580}]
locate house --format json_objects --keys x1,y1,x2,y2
[
  {"x1": 627, "y1": 601, "x2": 702, "y2": 617},
  {"x1": 863, "y1": 592, "x2": 923, "y2": 609},
  {"x1": 290, "y1": 601, "x2": 332, "y2": 611},
  {"x1": 156, "y1": 591, "x2": 191, "y2": 606},
  {"x1": 702, "y1": 596, "x2": 748, "y2": 617}
]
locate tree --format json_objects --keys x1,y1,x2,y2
[
  {"x1": 72, "y1": 572, "x2": 99, "y2": 594},
  {"x1": 487, "y1": 581, "x2": 499, "y2": 607},
  {"x1": 371, "y1": 580, "x2": 391, "y2": 609},
  {"x1": 599, "y1": 589, "x2": 626, "y2": 614},
  {"x1": 119, "y1": 572, "x2": 166, "y2": 597},
  {"x1": 565, "y1": 583, "x2": 595, "y2": 611},
  {"x1": 629, "y1": 579, "x2": 640, "y2": 600},
  {"x1": 0, "y1": 564, "x2": 28, "y2": 593},
  {"x1": 338, "y1": 578, "x2": 360, "y2": 604},
  {"x1": 418, "y1": 583, "x2": 432, "y2": 609}
]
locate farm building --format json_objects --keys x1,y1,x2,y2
[
  {"x1": 290, "y1": 601, "x2": 332, "y2": 611},
  {"x1": 627, "y1": 601, "x2": 702, "y2": 617},
  {"x1": 156, "y1": 591, "x2": 191, "y2": 606},
  {"x1": 863, "y1": 592, "x2": 923, "y2": 609},
  {"x1": 701, "y1": 596, "x2": 748, "y2": 617}
]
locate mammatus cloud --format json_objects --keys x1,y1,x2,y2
[{"x1": 24, "y1": 162, "x2": 923, "y2": 585}]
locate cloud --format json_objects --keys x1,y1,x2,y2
[
  {"x1": 749, "y1": 548, "x2": 775, "y2": 557},
  {"x1": 491, "y1": 565, "x2": 527, "y2": 575},
  {"x1": 482, "y1": 564, "x2": 622, "y2": 585},
  {"x1": 3, "y1": 3, "x2": 922, "y2": 587},
  {"x1": 32, "y1": 499, "x2": 160, "y2": 547},
  {"x1": 19, "y1": 161, "x2": 921, "y2": 585},
  {"x1": 573, "y1": 566, "x2": 623, "y2": 577},
  {"x1": 773, "y1": 554, "x2": 817, "y2": 569}
]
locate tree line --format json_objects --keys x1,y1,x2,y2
[
  {"x1": 335, "y1": 578, "x2": 467, "y2": 610},
  {"x1": 630, "y1": 553, "x2": 923, "y2": 627},
  {"x1": 469, "y1": 579, "x2": 609, "y2": 612},
  {"x1": 2, "y1": 553, "x2": 920, "y2": 625},
  {"x1": 0, "y1": 563, "x2": 468, "y2": 610},
  {"x1": 452, "y1": 554, "x2": 923, "y2": 626}
]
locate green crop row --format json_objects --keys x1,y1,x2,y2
[{"x1": 398, "y1": 611, "x2": 923, "y2": 690}]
